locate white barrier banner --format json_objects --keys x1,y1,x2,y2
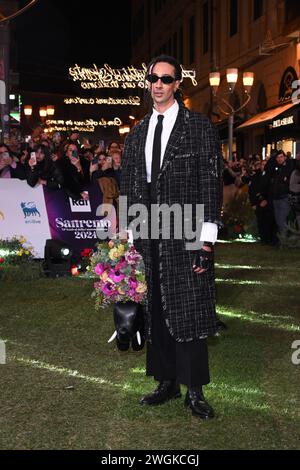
[{"x1": 0, "y1": 180, "x2": 51, "y2": 258}]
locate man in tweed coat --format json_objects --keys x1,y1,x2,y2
[{"x1": 120, "y1": 55, "x2": 223, "y2": 420}]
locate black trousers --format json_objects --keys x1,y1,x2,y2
[
  {"x1": 146, "y1": 240, "x2": 210, "y2": 388},
  {"x1": 255, "y1": 206, "x2": 277, "y2": 245}
]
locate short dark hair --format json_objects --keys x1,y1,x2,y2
[
  {"x1": 275, "y1": 150, "x2": 286, "y2": 158},
  {"x1": 147, "y1": 54, "x2": 182, "y2": 81},
  {"x1": 146, "y1": 54, "x2": 183, "y2": 104},
  {"x1": 34, "y1": 144, "x2": 51, "y2": 159}
]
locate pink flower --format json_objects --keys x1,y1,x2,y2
[
  {"x1": 95, "y1": 263, "x2": 105, "y2": 276},
  {"x1": 108, "y1": 269, "x2": 125, "y2": 283},
  {"x1": 101, "y1": 282, "x2": 115, "y2": 296},
  {"x1": 125, "y1": 249, "x2": 141, "y2": 265},
  {"x1": 128, "y1": 277, "x2": 138, "y2": 289},
  {"x1": 115, "y1": 258, "x2": 127, "y2": 270}
]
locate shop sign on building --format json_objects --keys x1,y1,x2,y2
[{"x1": 271, "y1": 115, "x2": 294, "y2": 128}]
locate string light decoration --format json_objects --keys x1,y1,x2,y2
[
  {"x1": 45, "y1": 117, "x2": 122, "y2": 133},
  {"x1": 63, "y1": 96, "x2": 141, "y2": 106},
  {"x1": 45, "y1": 126, "x2": 94, "y2": 133},
  {"x1": 68, "y1": 63, "x2": 198, "y2": 89}
]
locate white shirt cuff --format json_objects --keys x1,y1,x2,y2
[
  {"x1": 126, "y1": 224, "x2": 218, "y2": 244},
  {"x1": 200, "y1": 222, "x2": 218, "y2": 244}
]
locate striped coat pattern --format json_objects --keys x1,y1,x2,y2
[{"x1": 120, "y1": 104, "x2": 223, "y2": 342}]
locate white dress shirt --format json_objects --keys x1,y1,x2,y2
[
  {"x1": 145, "y1": 100, "x2": 218, "y2": 244},
  {"x1": 145, "y1": 100, "x2": 179, "y2": 183}
]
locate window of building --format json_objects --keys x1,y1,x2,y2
[
  {"x1": 285, "y1": 0, "x2": 300, "y2": 23},
  {"x1": 253, "y1": 0, "x2": 263, "y2": 20},
  {"x1": 230, "y1": 0, "x2": 238, "y2": 37},
  {"x1": 189, "y1": 16, "x2": 195, "y2": 64},
  {"x1": 203, "y1": 1, "x2": 209, "y2": 54}
]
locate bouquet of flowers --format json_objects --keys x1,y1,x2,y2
[
  {"x1": 0, "y1": 235, "x2": 34, "y2": 266},
  {"x1": 88, "y1": 239, "x2": 147, "y2": 309}
]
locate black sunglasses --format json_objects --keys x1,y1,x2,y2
[{"x1": 146, "y1": 74, "x2": 176, "y2": 84}]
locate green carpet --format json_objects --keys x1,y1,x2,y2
[{"x1": 0, "y1": 242, "x2": 300, "y2": 450}]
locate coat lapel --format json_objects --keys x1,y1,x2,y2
[
  {"x1": 135, "y1": 113, "x2": 151, "y2": 186},
  {"x1": 159, "y1": 104, "x2": 189, "y2": 179}
]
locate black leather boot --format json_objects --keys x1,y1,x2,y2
[
  {"x1": 184, "y1": 388, "x2": 215, "y2": 420},
  {"x1": 140, "y1": 380, "x2": 181, "y2": 406}
]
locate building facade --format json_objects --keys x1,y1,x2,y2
[{"x1": 131, "y1": 0, "x2": 300, "y2": 158}]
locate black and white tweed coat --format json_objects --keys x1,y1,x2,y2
[{"x1": 120, "y1": 103, "x2": 223, "y2": 342}]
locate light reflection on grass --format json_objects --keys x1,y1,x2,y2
[
  {"x1": 215, "y1": 264, "x2": 262, "y2": 269},
  {"x1": 130, "y1": 367, "x2": 145, "y2": 375},
  {"x1": 217, "y1": 306, "x2": 300, "y2": 332},
  {"x1": 10, "y1": 355, "x2": 271, "y2": 413},
  {"x1": 12, "y1": 355, "x2": 125, "y2": 390},
  {"x1": 131, "y1": 368, "x2": 271, "y2": 412},
  {"x1": 216, "y1": 278, "x2": 262, "y2": 285},
  {"x1": 7, "y1": 354, "x2": 298, "y2": 417},
  {"x1": 215, "y1": 263, "x2": 300, "y2": 271},
  {"x1": 216, "y1": 278, "x2": 300, "y2": 287},
  {"x1": 217, "y1": 239, "x2": 257, "y2": 244}
]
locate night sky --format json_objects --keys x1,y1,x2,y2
[{"x1": 15, "y1": 0, "x2": 132, "y2": 94}]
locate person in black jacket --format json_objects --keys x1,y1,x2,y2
[
  {"x1": 248, "y1": 161, "x2": 277, "y2": 244},
  {"x1": 58, "y1": 143, "x2": 90, "y2": 200},
  {"x1": 268, "y1": 150, "x2": 295, "y2": 236},
  {"x1": 26, "y1": 144, "x2": 63, "y2": 190},
  {"x1": 0, "y1": 143, "x2": 26, "y2": 180},
  {"x1": 121, "y1": 55, "x2": 223, "y2": 420}
]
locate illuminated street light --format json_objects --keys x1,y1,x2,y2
[
  {"x1": 39, "y1": 107, "x2": 47, "y2": 118},
  {"x1": 209, "y1": 72, "x2": 220, "y2": 96},
  {"x1": 24, "y1": 105, "x2": 33, "y2": 116},
  {"x1": 226, "y1": 68, "x2": 238, "y2": 92},
  {"x1": 243, "y1": 72, "x2": 254, "y2": 94},
  {"x1": 46, "y1": 105, "x2": 55, "y2": 116},
  {"x1": 209, "y1": 67, "x2": 254, "y2": 161}
]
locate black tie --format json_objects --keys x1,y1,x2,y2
[{"x1": 151, "y1": 114, "x2": 164, "y2": 202}]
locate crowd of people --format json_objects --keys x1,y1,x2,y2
[
  {"x1": 1, "y1": 129, "x2": 300, "y2": 245},
  {"x1": 0, "y1": 131, "x2": 122, "y2": 210},
  {"x1": 223, "y1": 150, "x2": 300, "y2": 244}
]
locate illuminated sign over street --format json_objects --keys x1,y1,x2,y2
[
  {"x1": 45, "y1": 118, "x2": 122, "y2": 133},
  {"x1": 68, "y1": 63, "x2": 198, "y2": 89},
  {"x1": 64, "y1": 96, "x2": 141, "y2": 106}
]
